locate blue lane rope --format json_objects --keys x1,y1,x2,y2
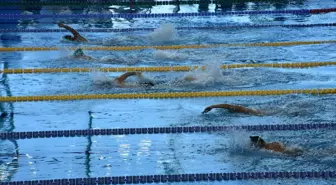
[
  {"x1": 0, "y1": 23, "x2": 335, "y2": 33},
  {"x1": 0, "y1": 0, "x2": 217, "y2": 6},
  {"x1": 1, "y1": 123, "x2": 334, "y2": 141},
  {"x1": 1, "y1": 171, "x2": 335, "y2": 184},
  {"x1": 0, "y1": 9, "x2": 323, "y2": 20},
  {"x1": 2, "y1": 8, "x2": 335, "y2": 20}
]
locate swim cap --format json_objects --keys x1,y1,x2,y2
[
  {"x1": 74, "y1": 48, "x2": 84, "y2": 57},
  {"x1": 140, "y1": 82, "x2": 155, "y2": 86},
  {"x1": 250, "y1": 136, "x2": 265, "y2": 147},
  {"x1": 250, "y1": 136, "x2": 261, "y2": 142},
  {"x1": 63, "y1": 35, "x2": 73, "y2": 41}
]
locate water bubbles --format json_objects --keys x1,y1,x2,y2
[{"x1": 25, "y1": 154, "x2": 33, "y2": 159}]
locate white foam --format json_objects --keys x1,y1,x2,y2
[
  {"x1": 102, "y1": 36, "x2": 127, "y2": 45},
  {"x1": 91, "y1": 71, "x2": 112, "y2": 85},
  {"x1": 148, "y1": 23, "x2": 178, "y2": 43},
  {"x1": 153, "y1": 50, "x2": 188, "y2": 61},
  {"x1": 183, "y1": 60, "x2": 224, "y2": 86},
  {"x1": 137, "y1": 73, "x2": 155, "y2": 84},
  {"x1": 227, "y1": 130, "x2": 250, "y2": 154}
]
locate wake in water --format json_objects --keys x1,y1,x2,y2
[
  {"x1": 100, "y1": 35, "x2": 142, "y2": 46},
  {"x1": 99, "y1": 23, "x2": 179, "y2": 46},
  {"x1": 152, "y1": 50, "x2": 188, "y2": 61},
  {"x1": 99, "y1": 55, "x2": 141, "y2": 65},
  {"x1": 56, "y1": 47, "x2": 141, "y2": 65}
]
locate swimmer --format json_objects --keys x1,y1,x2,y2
[
  {"x1": 250, "y1": 136, "x2": 303, "y2": 156},
  {"x1": 183, "y1": 75, "x2": 197, "y2": 82},
  {"x1": 71, "y1": 48, "x2": 95, "y2": 60},
  {"x1": 58, "y1": 23, "x2": 88, "y2": 42},
  {"x1": 109, "y1": 71, "x2": 154, "y2": 88},
  {"x1": 202, "y1": 104, "x2": 264, "y2": 115}
]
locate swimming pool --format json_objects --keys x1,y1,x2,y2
[{"x1": 0, "y1": 0, "x2": 336, "y2": 184}]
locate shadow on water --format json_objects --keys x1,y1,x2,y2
[{"x1": 85, "y1": 113, "x2": 93, "y2": 177}]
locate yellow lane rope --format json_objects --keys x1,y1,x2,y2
[
  {"x1": 0, "y1": 40, "x2": 335, "y2": 52},
  {"x1": 1, "y1": 88, "x2": 335, "y2": 102},
  {"x1": 1, "y1": 61, "x2": 335, "y2": 74}
]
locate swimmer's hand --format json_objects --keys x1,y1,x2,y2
[
  {"x1": 57, "y1": 23, "x2": 65, "y2": 28},
  {"x1": 202, "y1": 106, "x2": 213, "y2": 114}
]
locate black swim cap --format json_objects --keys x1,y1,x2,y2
[
  {"x1": 63, "y1": 35, "x2": 73, "y2": 41},
  {"x1": 140, "y1": 82, "x2": 155, "y2": 86},
  {"x1": 74, "y1": 48, "x2": 84, "y2": 57},
  {"x1": 250, "y1": 136, "x2": 261, "y2": 142}
]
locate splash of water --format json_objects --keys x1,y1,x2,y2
[
  {"x1": 183, "y1": 60, "x2": 224, "y2": 86},
  {"x1": 148, "y1": 23, "x2": 178, "y2": 43},
  {"x1": 90, "y1": 71, "x2": 112, "y2": 85},
  {"x1": 227, "y1": 130, "x2": 251, "y2": 154},
  {"x1": 137, "y1": 73, "x2": 155, "y2": 85},
  {"x1": 153, "y1": 50, "x2": 188, "y2": 61}
]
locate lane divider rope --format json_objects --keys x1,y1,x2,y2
[
  {"x1": 2, "y1": 61, "x2": 336, "y2": 74},
  {"x1": 0, "y1": 0, "x2": 219, "y2": 6},
  {"x1": 1, "y1": 123, "x2": 335, "y2": 140},
  {"x1": 0, "y1": 88, "x2": 335, "y2": 102},
  {"x1": 1, "y1": 8, "x2": 336, "y2": 19},
  {"x1": 1, "y1": 23, "x2": 335, "y2": 33},
  {"x1": 0, "y1": 40, "x2": 335, "y2": 52},
  {"x1": 1, "y1": 170, "x2": 335, "y2": 184},
  {"x1": 0, "y1": 0, "x2": 232, "y2": 6}
]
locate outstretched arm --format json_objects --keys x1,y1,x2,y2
[
  {"x1": 115, "y1": 72, "x2": 142, "y2": 83},
  {"x1": 58, "y1": 23, "x2": 87, "y2": 41},
  {"x1": 202, "y1": 104, "x2": 264, "y2": 115},
  {"x1": 58, "y1": 23, "x2": 80, "y2": 38}
]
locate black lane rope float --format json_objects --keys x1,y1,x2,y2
[
  {"x1": 1, "y1": 170, "x2": 335, "y2": 185},
  {"x1": 1, "y1": 122, "x2": 335, "y2": 141}
]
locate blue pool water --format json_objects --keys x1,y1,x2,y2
[{"x1": 0, "y1": 0, "x2": 336, "y2": 184}]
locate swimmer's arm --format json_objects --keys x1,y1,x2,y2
[
  {"x1": 202, "y1": 104, "x2": 264, "y2": 115},
  {"x1": 202, "y1": 104, "x2": 234, "y2": 114},
  {"x1": 115, "y1": 72, "x2": 142, "y2": 83},
  {"x1": 58, "y1": 23, "x2": 87, "y2": 41}
]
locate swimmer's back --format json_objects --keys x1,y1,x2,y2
[{"x1": 264, "y1": 142, "x2": 286, "y2": 153}]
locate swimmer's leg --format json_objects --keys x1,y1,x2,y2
[{"x1": 284, "y1": 148, "x2": 304, "y2": 156}]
